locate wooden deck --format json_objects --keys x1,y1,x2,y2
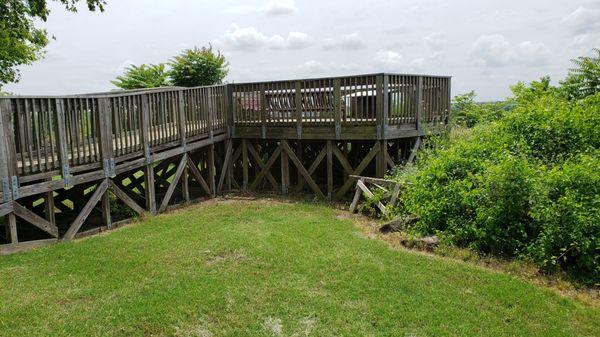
[{"x1": 0, "y1": 73, "x2": 450, "y2": 246}]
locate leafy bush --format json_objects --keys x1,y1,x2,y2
[
  {"x1": 111, "y1": 64, "x2": 171, "y2": 90},
  {"x1": 451, "y1": 91, "x2": 509, "y2": 128},
  {"x1": 560, "y1": 48, "x2": 600, "y2": 100},
  {"x1": 392, "y1": 79, "x2": 600, "y2": 284},
  {"x1": 169, "y1": 45, "x2": 228, "y2": 87}
]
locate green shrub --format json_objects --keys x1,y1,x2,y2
[
  {"x1": 169, "y1": 45, "x2": 228, "y2": 87},
  {"x1": 392, "y1": 79, "x2": 600, "y2": 284},
  {"x1": 450, "y1": 91, "x2": 509, "y2": 128},
  {"x1": 528, "y1": 153, "x2": 600, "y2": 283},
  {"x1": 111, "y1": 64, "x2": 171, "y2": 90},
  {"x1": 560, "y1": 48, "x2": 600, "y2": 100}
]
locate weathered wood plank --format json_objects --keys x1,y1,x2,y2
[
  {"x1": 158, "y1": 154, "x2": 187, "y2": 213},
  {"x1": 64, "y1": 179, "x2": 109, "y2": 240},
  {"x1": 13, "y1": 202, "x2": 59, "y2": 237}
]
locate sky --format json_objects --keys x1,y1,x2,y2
[{"x1": 4, "y1": 0, "x2": 600, "y2": 100}]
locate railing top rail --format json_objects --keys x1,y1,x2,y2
[
  {"x1": 1, "y1": 83, "x2": 229, "y2": 100},
  {"x1": 231, "y1": 73, "x2": 451, "y2": 86}
]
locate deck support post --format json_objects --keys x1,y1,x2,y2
[
  {"x1": 242, "y1": 139, "x2": 249, "y2": 191},
  {"x1": 280, "y1": 140, "x2": 290, "y2": 194},
  {"x1": 208, "y1": 144, "x2": 216, "y2": 196},
  {"x1": 326, "y1": 140, "x2": 333, "y2": 201}
]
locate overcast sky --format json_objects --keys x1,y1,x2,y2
[{"x1": 4, "y1": 0, "x2": 600, "y2": 100}]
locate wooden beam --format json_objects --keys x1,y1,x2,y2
[
  {"x1": 242, "y1": 139, "x2": 249, "y2": 191},
  {"x1": 64, "y1": 179, "x2": 109, "y2": 240},
  {"x1": 326, "y1": 140, "x2": 333, "y2": 200},
  {"x1": 281, "y1": 142, "x2": 290, "y2": 194},
  {"x1": 334, "y1": 143, "x2": 380, "y2": 199},
  {"x1": 144, "y1": 164, "x2": 156, "y2": 214},
  {"x1": 407, "y1": 137, "x2": 421, "y2": 163},
  {"x1": 208, "y1": 143, "x2": 216, "y2": 196},
  {"x1": 158, "y1": 154, "x2": 187, "y2": 213},
  {"x1": 246, "y1": 141, "x2": 278, "y2": 189},
  {"x1": 13, "y1": 202, "x2": 59, "y2": 237},
  {"x1": 293, "y1": 144, "x2": 327, "y2": 193},
  {"x1": 108, "y1": 180, "x2": 145, "y2": 215},
  {"x1": 250, "y1": 144, "x2": 282, "y2": 190},
  {"x1": 280, "y1": 141, "x2": 325, "y2": 199},
  {"x1": 217, "y1": 140, "x2": 233, "y2": 194},
  {"x1": 356, "y1": 179, "x2": 386, "y2": 214},
  {"x1": 186, "y1": 156, "x2": 212, "y2": 196}
]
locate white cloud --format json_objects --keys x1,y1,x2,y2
[
  {"x1": 323, "y1": 33, "x2": 366, "y2": 50},
  {"x1": 298, "y1": 60, "x2": 326, "y2": 74},
  {"x1": 217, "y1": 25, "x2": 311, "y2": 51},
  {"x1": 263, "y1": 0, "x2": 297, "y2": 16},
  {"x1": 470, "y1": 34, "x2": 552, "y2": 67},
  {"x1": 424, "y1": 32, "x2": 447, "y2": 50},
  {"x1": 469, "y1": 34, "x2": 515, "y2": 66},
  {"x1": 375, "y1": 50, "x2": 404, "y2": 70},
  {"x1": 220, "y1": 25, "x2": 268, "y2": 50},
  {"x1": 287, "y1": 32, "x2": 312, "y2": 49},
  {"x1": 562, "y1": 6, "x2": 600, "y2": 34},
  {"x1": 517, "y1": 41, "x2": 551, "y2": 65}
]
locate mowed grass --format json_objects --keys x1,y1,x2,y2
[{"x1": 0, "y1": 199, "x2": 598, "y2": 336}]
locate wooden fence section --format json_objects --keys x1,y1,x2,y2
[{"x1": 231, "y1": 73, "x2": 450, "y2": 139}]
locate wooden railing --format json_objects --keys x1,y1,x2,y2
[
  {"x1": 0, "y1": 73, "x2": 450, "y2": 199},
  {"x1": 0, "y1": 86, "x2": 229, "y2": 188},
  {"x1": 231, "y1": 73, "x2": 451, "y2": 133}
]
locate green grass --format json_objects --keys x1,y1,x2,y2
[{"x1": 0, "y1": 199, "x2": 598, "y2": 336}]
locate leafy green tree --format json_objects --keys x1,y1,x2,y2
[
  {"x1": 111, "y1": 64, "x2": 171, "y2": 90},
  {"x1": 560, "y1": 48, "x2": 600, "y2": 100},
  {"x1": 0, "y1": 0, "x2": 105, "y2": 89},
  {"x1": 169, "y1": 45, "x2": 229, "y2": 87}
]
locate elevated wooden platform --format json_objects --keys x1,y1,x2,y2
[{"x1": 0, "y1": 73, "x2": 450, "y2": 247}]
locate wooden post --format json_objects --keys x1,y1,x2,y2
[
  {"x1": 333, "y1": 78, "x2": 341, "y2": 139},
  {"x1": 0, "y1": 99, "x2": 18, "y2": 243},
  {"x1": 382, "y1": 74, "x2": 389, "y2": 138},
  {"x1": 260, "y1": 83, "x2": 267, "y2": 138},
  {"x1": 208, "y1": 143, "x2": 216, "y2": 197},
  {"x1": 97, "y1": 98, "x2": 114, "y2": 228},
  {"x1": 140, "y1": 94, "x2": 156, "y2": 213},
  {"x1": 326, "y1": 140, "x2": 333, "y2": 201},
  {"x1": 280, "y1": 140, "x2": 289, "y2": 194},
  {"x1": 416, "y1": 75, "x2": 423, "y2": 132},
  {"x1": 55, "y1": 99, "x2": 71, "y2": 186},
  {"x1": 242, "y1": 139, "x2": 249, "y2": 191},
  {"x1": 296, "y1": 141, "x2": 303, "y2": 188},
  {"x1": 376, "y1": 74, "x2": 384, "y2": 140},
  {"x1": 295, "y1": 81, "x2": 302, "y2": 139}
]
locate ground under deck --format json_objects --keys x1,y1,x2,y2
[{"x1": 0, "y1": 73, "x2": 450, "y2": 248}]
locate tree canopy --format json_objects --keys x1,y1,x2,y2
[
  {"x1": 169, "y1": 46, "x2": 229, "y2": 87},
  {"x1": 111, "y1": 64, "x2": 171, "y2": 90},
  {"x1": 0, "y1": 0, "x2": 105, "y2": 89}
]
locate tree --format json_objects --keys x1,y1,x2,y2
[
  {"x1": 169, "y1": 45, "x2": 229, "y2": 87},
  {"x1": 111, "y1": 64, "x2": 171, "y2": 90},
  {"x1": 0, "y1": 0, "x2": 105, "y2": 89},
  {"x1": 560, "y1": 48, "x2": 600, "y2": 100}
]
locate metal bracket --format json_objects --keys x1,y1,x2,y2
[
  {"x1": 103, "y1": 159, "x2": 111, "y2": 177},
  {"x1": 109, "y1": 158, "x2": 116, "y2": 178},
  {"x1": 262, "y1": 125, "x2": 267, "y2": 139},
  {"x1": 209, "y1": 130, "x2": 214, "y2": 140},
  {"x1": 11, "y1": 176, "x2": 19, "y2": 200},
  {"x1": 335, "y1": 125, "x2": 341, "y2": 140},
  {"x1": 228, "y1": 126, "x2": 235, "y2": 137},
  {"x1": 376, "y1": 125, "x2": 382, "y2": 140},
  {"x1": 296, "y1": 125, "x2": 302, "y2": 139},
  {"x1": 145, "y1": 147, "x2": 152, "y2": 164},
  {"x1": 63, "y1": 166, "x2": 71, "y2": 187},
  {"x1": 2, "y1": 177, "x2": 10, "y2": 201}
]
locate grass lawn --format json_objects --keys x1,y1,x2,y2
[{"x1": 0, "y1": 199, "x2": 598, "y2": 336}]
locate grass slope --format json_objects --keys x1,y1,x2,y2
[{"x1": 0, "y1": 199, "x2": 598, "y2": 336}]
